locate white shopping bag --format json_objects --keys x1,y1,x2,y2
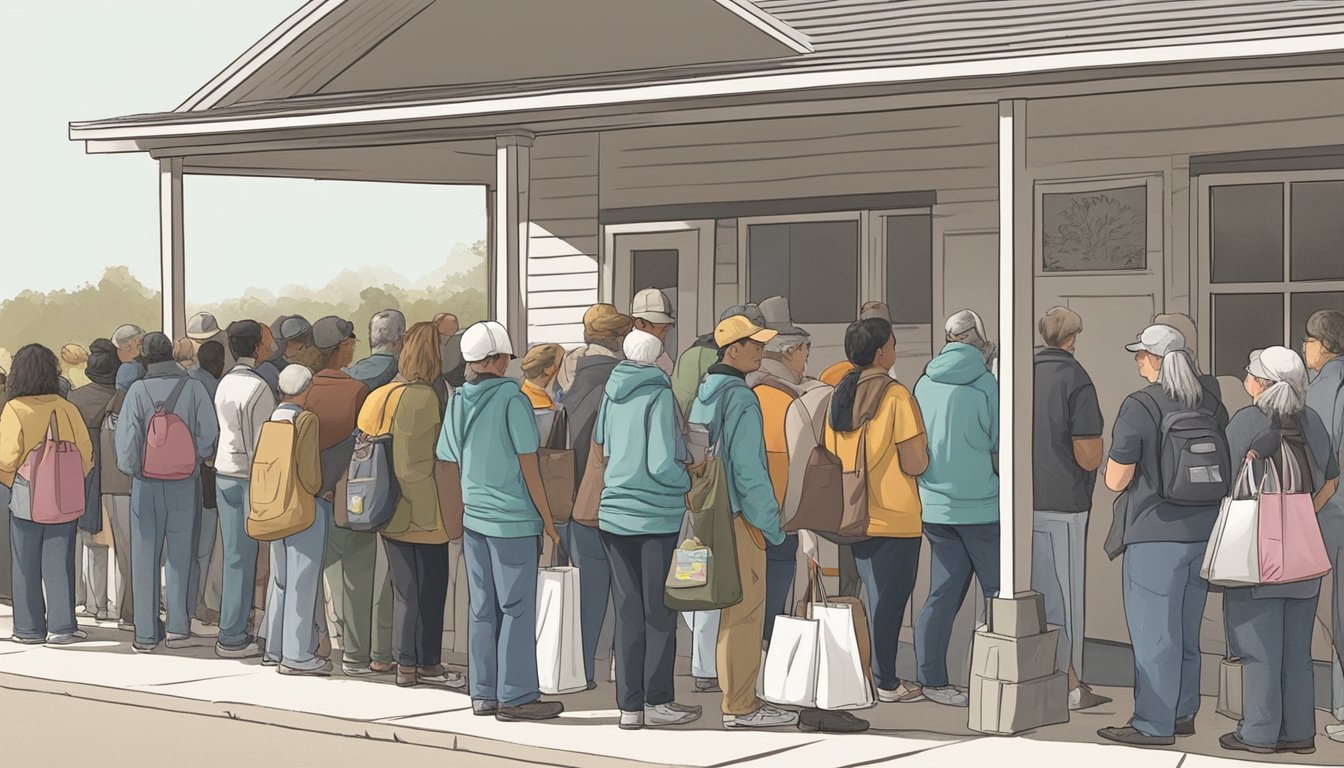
[
  {"x1": 761, "y1": 615, "x2": 820, "y2": 707},
  {"x1": 536, "y1": 565, "x2": 587, "y2": 695},
  {"x1": 813, "y1": 603, "x2": 875, "y2": 711},
  {"x1": 1201, "y1": 460, "x2": 1262, "y2": 587}
]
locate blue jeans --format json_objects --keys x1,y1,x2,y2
[
  {"x1": 1122, "y1": 541, "x2": 1208, "y2": 738},
  {"x1": 9, "y1": 515, "x2": 77, "y2": 639},
  {"x1": 916, "y1": 522, "x2": 1000, "y2": 688},
  {"x1": 682, "y1": 610, "x2": 720, "y2": 679},
  {"x1": 764, "y1": 534, "x2": 798, "y2": 643},
  {"x1": 560, "y1": 521, "x2": 610, "y2": 684},
  {"x1": 130, "y1": 477, "x2": 198, "y2": 646},
  {"x1": 1224, "y1": 587, "x2": 1318, "y2": 747},
  {"x1": 215, "y1": 477, "x2": 258, "y2": 648},
  {"x1": 464, "y1": 529, "x2": 541, "y2": 707},
  {"x1": 853, "y1": 536, "x2": 923, "y2": 692},
  {"x1": 262, "y1": 499, "x2": 330, "y2": 669}
]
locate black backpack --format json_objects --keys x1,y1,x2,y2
[{"x1": 1134, "y1": 383, "x2": 1231, "y2": 507}]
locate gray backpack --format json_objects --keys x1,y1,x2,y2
[
  {"x1": 1134, "y1": 383, "x2": 1231, "y2": 507},
  {"x1": 341, "y1": 385, "x2": 407, "y2": 532}
]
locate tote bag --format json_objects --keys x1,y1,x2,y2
[
  {"x1": 664, "y1": 441, "x2": 742, "y2": 612},
  {"x1": 1201, "y1": 459, "x2": 1262, "y2": 587},
  {"x1": 1257, "y1": 449, "x2": 1331, "y2": 585},
  {"x1": 536, "y1": 545, "x2": 586, "y2": 695}
]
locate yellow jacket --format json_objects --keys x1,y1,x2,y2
[{"x1": 0, "y1": 395, "x2": 95, "y2": 488}]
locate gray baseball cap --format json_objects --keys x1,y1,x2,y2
[
  {"x1": 1125, "y1": 324, "x2": 1186, "y2": 357},
  {"x1": 631, "y1": 288, "x2": 675, "y2": 324},
  {"x1": 186, "y1": 312, "x2": 220, "y2": 340},
  {"x1": 312, "y1": 316, "x2": 356, "y2": 349}
]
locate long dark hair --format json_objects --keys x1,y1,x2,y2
[
  {"x1": 7, "y1": 344, "x2": 62, "y2": 398},
  {"x1": 829, "y1": 319, "x2": 894, "y2": 432}
]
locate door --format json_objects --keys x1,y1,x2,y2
[{"x1": 609, "y1": 224, "x2": 713, "y2": 357}]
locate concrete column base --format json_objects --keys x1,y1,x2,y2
[{"x1": 968, "y1": 591, "x2": 1070, "y2": 735}]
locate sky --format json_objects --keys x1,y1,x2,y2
[{"x1": 0, "y1": 1, "x2": 486, "y2": 303}]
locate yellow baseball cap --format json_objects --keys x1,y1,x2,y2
[{"x1": 714, "y1": 315, "x2": 778, "y2": 348}]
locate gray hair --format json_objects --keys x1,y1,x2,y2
[
  {"x1": 368, "y1": 309, "x2": 406, "y2": 350},
  {"x1": 112, "y1": 324, "x2": 145, "y2": 350},
  {"x1": 1159, "y1": 350, "x2": 1203, "y2": 410},
  {"x1": 766, "y1": 334, "x2": 809, "y2": 355},
  {"x1": 1307, "y1": 310, "x2": 1344, "y2": 355},
  {"x1": 1256, "y1": 379, "x2": 1306, "y2": 421}
]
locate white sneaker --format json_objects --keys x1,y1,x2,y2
[
  {"x1": 165, "y1": 633, "x2": 195, "y2": 649},
  {"x1": 619, "y1": 710, "x2": 644, "y2": 730},
  {"x1": 1326, "y1": 723, "x2": 1344, "y2": 741},
  {"x1": 723, "y1": 706, "x2": 799, "y2": 729},
  {"x1": 644, "y1": 703, "x2": 701, "y2": 727},
  {"x1": 46, "y1": 630, "x2": 88, "y2": 646},
  {"x1": 923, "y1": 686, "x2": 969, "y2": 708}
]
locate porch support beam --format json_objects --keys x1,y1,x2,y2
[
  {"x1": 159, "y1": 157, "x2": 186, "y2": 339},
  {"x1": 492, "y1": 132, "x2": 532, "y2": 353}
]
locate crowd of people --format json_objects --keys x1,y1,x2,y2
[{"x1": 0, "y1": 292, "x2": 1342, "y2": 750}]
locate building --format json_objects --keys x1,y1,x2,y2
[{"x1": 71, "y1": 0, "x2": 1344, "y2": 709}]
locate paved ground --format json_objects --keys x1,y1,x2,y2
[{"x1": 1, "y1": 604, "x2": 1340, "y2": 767}]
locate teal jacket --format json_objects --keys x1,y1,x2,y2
[
  {"x1": 436, "y1": 376, "x2": 541, "y2": 539},
  {"x1": 914, "y1": 342, "x2": 1000, "y2": 525},
  {"x1": 595, "y1": 362, "x2": 691, "y2": 536},
  {"x1": 688, "y1": 367, "x2": 786, "y2": 546}
]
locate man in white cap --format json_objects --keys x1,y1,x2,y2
[
  {"x1": 187, "y1": 312, "x2": 234, "y2": 368},
  {"x1": 437, "y1": 321, "x2": 564, "y2": 722},
  {"x1": 630, "y1": 288, "x2": 677, "y2": 377}
]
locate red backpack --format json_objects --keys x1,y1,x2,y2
[{"x1": 142, "y1": 376, "x2": 197, "y2": 481}]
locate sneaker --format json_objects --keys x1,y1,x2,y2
[
  {"x1": 1327, "y1": 723, "x2": 1344, "y2": 743},
  {"x1": 165, "y1": 633, "x2": 195, "y2": 649},
  {"x1": 1219, "y1": 732, "x2": 1274, "y2": 755},
  {"x1": 1276, "y1": 738, "x2": 1316, "y2": 754},
  {"x1": 370, "y1": 661, "x2": 396, "y2": 674},
  {"x1": 116, "y1": 621, "x2": 135, "y2": 632},
  {"x1": 798, "y1": 708, "x2": 869, "y2": 734},
  {"x1": 10, "y1": 635, "x2": 47, "y2": 645},
  {"x1": 879, "y1": 682, "x2": 925, "y2": 703},
  {"x1": 496, "y1": 700, "x2": 565, "y2": 722},
  {"x1": 644, "y1": 703, "x2": 701, "y2": 727},
  {"x1": 46, "y1": 630, "x2": 88, "y2": 645},
  {"x1": 278, "y1": 660, "x2": 335, "y2": 677},
  {"x1": 694, "y1": 677, "x2": 722, "y2": 693},
  {"x1": 261, "y1": 657, "x2": 280, "y2": 667},
  {"x1": 215, "y1": 639, "x2": 263, "y2": 659},
  {"x1": 342, "y1": 663, "x2": 383, "y2": 677},
  {"x1": 923, "y1": 686, "x2": 969, "y2": 708},
  {"x1": 1174, "y1": 714, "x2": 1196, "y2": 736},
  {"x1": 1069, "y1": 685, "x2": 1113, "y2": 711},
  {"x1": 417, "y1": 665, "x2": 466, "y2": 689},
  {"x1": 1097, "y1": 726, "x2": 1175, "y2": 747},
  {"x1": 619, "y1": 710, "x2": 644, "y2": 730},
  {"x1": 132, "y1": 642, "x2": 161, "y2": 654},
  {"x1": 663, "y1": 702, "x2": 702, "y2": 716},
  {"x1": 723, "y1": 706, "x2": 799, "y2": 729},
  {"x1": 396, "y1": 665, "x2": 418, "y2": 687},
  {"x1": 473, "y1": 700, "x2": 499, "y2": 716}
]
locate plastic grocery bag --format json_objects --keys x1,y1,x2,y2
[
  {"x1": 761, "y1": 615, "x2": 820, "y2": 707},
  {"x1": 536, "y1": 564, "x2": 587, "y2": 695},
  {"x1": 813, "y1": 603, "x2": 875, "y2": 711}
]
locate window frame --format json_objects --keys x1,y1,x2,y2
[{"x1": 1197, "y1": 169, "x2": 1344, "y2": 375}]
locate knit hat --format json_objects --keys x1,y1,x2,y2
[{"x1": 85, "y1": 339, "x2": 120, "y2": 387}]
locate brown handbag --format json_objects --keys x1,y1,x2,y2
[
  {"x1": 787, "y1": 418, "x2": 871, "y2": 543},
  {"x1": 539, "y1": 407, "x2": 575, "y2": 524},
  {"x1": 571, "y1": 431, "x2": 605, "y2": 528},
  {"x1": 435, "y1": 461, "x2": 465, "y2": 541}
]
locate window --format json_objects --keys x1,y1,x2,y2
[
  {"x1": 632, "y1": 248, "x2": 679, "y2": 353},
  {"x1": 747, "y1": 219, "x2": 859, "y2": 324},
  {"x1": 885, "y1": 214, "x2": 932, "y2": 325},
  {"x1": 1203, "y1": 172, "x2": 1344, "y2": 376}
]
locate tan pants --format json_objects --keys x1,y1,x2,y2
[{"x1": 717, "y1": 515, "x2": 767, "y2": 716}]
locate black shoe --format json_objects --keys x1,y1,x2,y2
[
  {"x1": 1219, "y1": 732, "x2": 1274, "y2": 755},
  {"x1": 1275, "y1": 738, "x2": 1315, "y2": 755},
  {"x1": 1097, "y1": 726, "x2": 1175, "y2": 747},
  {"x1": 586, "y1": 681, "x2": 597, "y2": 691},
  {"x1": 797, "y1": 708, "x2": 869, "y2": 734},
  {"x1": 496, "y1": 700, "x2": 564, "y2": 722},
  {"x1": 1175, "y1": 715, "x2": 1196, "y2": 736},
  {"x1": 472, "y1": 700, "x2": 498, "y2": 716}
]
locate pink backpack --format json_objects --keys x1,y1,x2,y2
[
  {"x1": 142, "y1": 376, "x2": 197, "y2": 481},
  {"x1": 20, "y1": 412, "x2": 86, "y2": 525}
]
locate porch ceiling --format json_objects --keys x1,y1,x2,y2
[{"x1": 178, "y1": 138, "x2": 497, "y2": 184}]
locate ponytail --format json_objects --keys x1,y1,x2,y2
[
  {"x1": 1159, "y1": 350, "x2": 1202, "y2": 409},
  {"x1": 1256, "y1": 379, "x2": 1305, "y2": 420},
  {"x1": 829, "y1": 369, "x2": 861, "y2": 433}
]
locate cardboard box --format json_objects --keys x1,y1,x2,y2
[
  {"x1": 971, "y1": 625, "x2": 1061, "y2": 684},
  {"x1": 988, "y1": 593, "x2": 1047, "y2": 637},
  {"x1": 969, "y1": 672, "x2": 1069, "y2": 735}
]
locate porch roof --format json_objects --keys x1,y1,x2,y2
[{"x1": 71, "y1": 0, "x2": 1344, "y2": 148}]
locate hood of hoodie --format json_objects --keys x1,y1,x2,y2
[
  {"x1": 696, "y1": 368, "x2": 749, "y2": 410},
  {"x1": 457, "y1": 376, "x2": 519, "y2": 410},
  {"x1": 606, "y1": 361, "x2": 669, "y2": 404},
  {"x1": 925, "y1": 342, "x2": 990, "y2": 386}
]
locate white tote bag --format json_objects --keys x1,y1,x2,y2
[
  {"x1": 536, "y1": 564, "x2": 587, "y2": 695},
  {"x1": 761, "y1": 614, "x2": 820, "y2": 707},
  {"x1": 813, "y1": 603, "x2": 875, "y2": 711},
  {"x1": 1201, "y1": 459, "x2": 1262, "y2": 587}
]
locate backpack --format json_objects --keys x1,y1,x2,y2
[
  {"x1": 341, "y1": 384, "x2": 407, "y2": 532},
  {"x1": 142, "y1": 376, "x2": 197, "y2": 481},
  {"x1": 1133, "y1": 383, "x2": 1231, "y2": 506},
  {"x1": 18, "y1": 411, "x2": 86, "y2": 525},
  {"x1": 247, "y1": 409, "x2": 315, "y2": 541}
]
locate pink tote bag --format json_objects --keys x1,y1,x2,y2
[{"x1": 1256, "y1": 449, "x2": 1330, "y2": 585}]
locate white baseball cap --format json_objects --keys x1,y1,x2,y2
[
  {"x1": 1247, "y1": 346, "x2": 1307, "y2": 388},
  {"x1": 460, "y1": 321, "x2": 514, "y2": 362},
  {"x1": 630, "y1": 288, "x2": 675, "y2": 325},
  {"x1": 1125, "y1": 324, "x2": 1186, "y2": 357}
]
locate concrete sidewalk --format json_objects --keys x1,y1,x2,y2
[{"x1": 0, "y1": 604, "x2": 1336, "y2": 767}]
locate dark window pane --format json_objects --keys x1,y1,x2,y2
[
  {"x1": 748, "y1": 221, "x2": 858, "y2": 324},
  {"x1": 1210, "y1": 184, "x2": 1283, "y2": 284},
  {"x1": 1041, "y1": 185, "x2": 1147, "y2": 272},
  {"x1": 886, "y1": 215, "x2": 933, "y2": 324},
  {"x1": 1212, "y1": 293, "x2": 1283, "y2": 377},
  {"x1": 632, "y1": 248, "x2": 679, "y2": 353},
  {"x1": 1290, "y1": 181, "x2": 1344, "y2": 282},
  {"x1": 1291, "y1": 291, "x2": 1344, "y2": 348}
]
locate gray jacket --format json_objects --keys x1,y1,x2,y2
[
  {"x1": 115, "y1": 362, "x2": 219, "y2": 480},
  {"x1": 1307, "y1": 356, "x2": 1344, "y2": 515}
]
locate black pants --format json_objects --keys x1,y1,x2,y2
[
  {"x1": 382, "y1": 538, "x2": 449, "y2": 667},
  {"x1": 600, "y1": 530, "x2": 678, "y2": 713}
]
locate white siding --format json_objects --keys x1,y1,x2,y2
[{"x1": 527, "y1": 134, "x2": 600, "y2": 347}]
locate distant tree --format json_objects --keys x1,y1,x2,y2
[{"x1": 0, "y1": 265, "x2": 160, "y2": 356}]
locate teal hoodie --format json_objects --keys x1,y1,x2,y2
[
  {"x1": 595, "y1": 362, "x2": 691, "y2": 536},
  {"x1": 437, "y1": 376, "x2": 541, "y2": 539},
  {"x1": 914, "y1": 342, "x2": 1000, "y2": 525},
  {"x1": 687, "y1": 369, "x2": 786, "y2": 546}
]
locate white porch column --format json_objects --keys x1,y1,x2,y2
[
  {"x1": 159, "y1": 157, "x2": 186, "y2": 338},
  {"x1": 492, "y1": 132, "x2": 532, "y2": 353},
  {"x1": 997, "y1": 98, "x2": 1034, "y2": 598}
]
